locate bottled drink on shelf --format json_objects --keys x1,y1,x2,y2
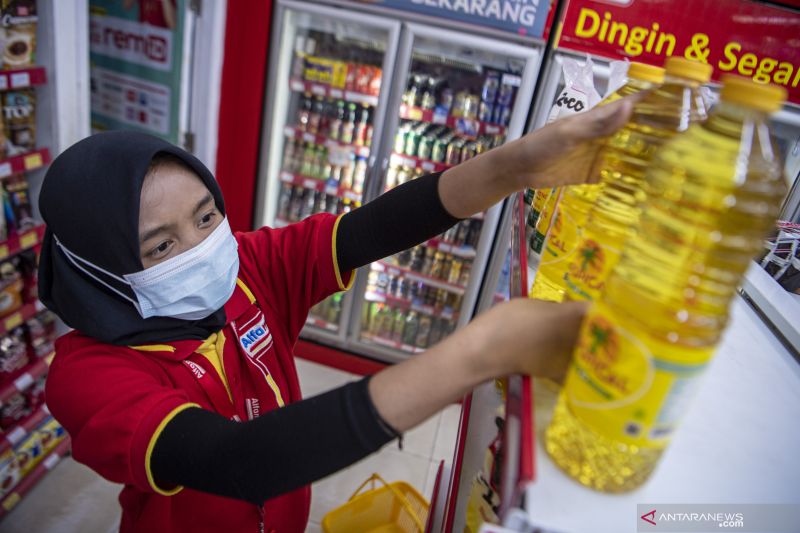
[
  {"x1": 530, "y1": 62, "x2": 666, "y2": 302},
  {"x1": 355, "y1": 106, "x2": 371, "y2": 147},
  {"x1": 391, "y1": 308, "x2": 405, "y2": 343},
  {"x1": 402, "y1": 312, "x2": 420, "y2": 346},
  {"x1": 288, "y1": 186, "x2": 304, "y2": 222},
  {"x1": 276, "y1": 184, "x2": 292, "y2": 221},
  {"x1": 352, "y1": 156, "x2": 368, "y2": 195},
  {"x1": 546, "y1": 75, "x2": 788, "y2": 493},
  {"x1": 297, "y1": 94, "x2": 312, "y2": 131},
  {"x1": 563, "y1": 57, "x2": 711, "y2": 302},
  {"x1": 340, "y1": 103, "x2": 357, "y2": 144},
  {"x1": 307, "y1": 97, "x2": 324, "y2": 134},
  {"x1": 415, "y1": 315, "x2": 433, "y2": 349},
  {"x1": 329, "y1": 100, "x2": 345, "y2": 141}
]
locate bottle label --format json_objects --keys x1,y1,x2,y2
[
  {"x1": 563, "y1": 232, "x2": 621, "y2": 301},
  {"x1": 541, "y1": 207, "x2": 580, "y2": 267},
  {"x1": 564, "y1": 303, "x2": 712, "y2": 447}
]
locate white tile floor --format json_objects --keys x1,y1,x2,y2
[{"x1": 0, "y1": 359, "x2": 460, "y2": 533}]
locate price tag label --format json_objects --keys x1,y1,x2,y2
[
  {"x1": 280, "y1": 172, "x2": 293, "y2": 183},
  {"x1": 501, "y1": 74, "x2": 522, "y2": 88},
  {"x1": 302, "y1": 132, "x2": 315, "y2": 143},
  {"x1": 388, "y1": 267, "x2": 400, "y2": 277},
  {"x1": 329, "y1": 89, "x2": 343, "y2": 99},
  {"x1": 310, "y1": 84, "x2": 326, "y2": 96},
  {"x1": 44, "y1": 452, "x2": 61, "y2": 470},
  {"x1": 324, "y1": 185, "x2": 338, "y2": 196},
  {"x1": 2, "y1": 492, "x2": 20, "y2": 511},
  {"x1": 13, "y1": 372, "x2": 33, "y2": 392},
  {"x1": 7, "y1": 426, "x2": 26, "y2": 446},
  {"x1": 5, "y1": 312, "x2": 22, "y2": 332},
  {"x1": 10, "y1": 72, "x2": 29, "y2": 88},
  {"x1": 421, "y1": 161, "x2": 435, "y2": 172},
  {"x1": 408, "y1": 108, "x2": 423, "y2": 121},
  {"x1": 290, "y1": 80, "x2": 304, "y2": 92},
  {"x1": 0, "y1": 162, "x2": 11, "y2": 178},
  {"x1": 19, "y1": 231, "x2": 37, "y2": 249},
  {"x1": 432, "y1": 110, "x2": 448, "y2": 125},
  {"x1": 327, "y1": 143, "x2": 352, "y2": 167},
  {"x1": 24, "y1": 152, "x2": 43, "y2": 170},
  {"x1": 485, "y1": 124, "x2": 500, "y2": 135},
  {"x1": 0, "y1": 75, "x2": 7, "y2": 91},
  {"x1": 344, "y1": 191, "x2": 360, "y2": 202},
  {"x1": 438, "y1": 242, "x2": 452, "y2": 253},
  {"x1": 303, "y1": 179, "x2": 318, "y2": 190}
]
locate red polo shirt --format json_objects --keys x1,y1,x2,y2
[{"x1": 45, "y1": 214, "x2": 353, "y2": 533}]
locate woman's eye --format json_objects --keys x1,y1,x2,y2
[
  {"x1": 199, "y1": 212, "x2": 216, "y2": 227},
  {"x1": 150, "y1": 241, "x2": 173, "y2": 258}
]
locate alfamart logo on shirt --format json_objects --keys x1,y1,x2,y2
[{"x1": 239, "y1": 316, "x2": 272, "y2": 355}]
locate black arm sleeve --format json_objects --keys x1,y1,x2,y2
[
  {"x1": 336, "y1": 172, "x2": 462, "y2": 272},
  {"x1": 150, "y1": 377, "x2": 398, "y2": 505}
]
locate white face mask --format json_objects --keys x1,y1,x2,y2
[{"x1": 55, "y1": 217, "x2": 239, "y2": 320}]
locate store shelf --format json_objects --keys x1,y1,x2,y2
[
  {"x1": 365, "y1": 290, "x2": 458, "y2": 320},
  {"x1": 279, "y1": 171, "x2": 362, "y2": 203},
  {"x1": 0, "y1": 405, "x2": 49, "y2": 455},
  {"x1": 399, "y1": 104, "x2": 507, "y2": 137},
  {"x1": 305, "y1": 316, "x2": 339, "y2": 332},
  {"x1": 741, "y1": 261, "x2": 800, "y2": 352},
  {"x1": 0, "y1": 349, "x2": 53, "y2": 406},
  {"x1": 425, "y1": 238, "x2": 477, "y2": 259},
  {"x1": 390, "y1": 152, "x2": 453, "y2": 174},
  {"x1": 0, "y1": 436, "x2": 70, "y2": 518},
  {"x1": 0, "y1": 225, "x2": 46, "y2": 262},
  {"x1": 0, "y1": 302, "x2": 43, "y2": 339},
  {"x1": 373, "y1": 261, "x2": 466, "y2": 295},
  {"x1": 360, "y1": 332, "x2": 424, "y2": 354},
  {"x1": 0, "y1": 148, "x2": 51, "y2": 179},
  {"x1": 289, "y1": 78, "x2": 378, "y2": 107},
  {"x1": 0, "y1": 67, "x2": 47, "y2": 91},
  {"x1": 283, "y1": 126, "x2": 370, "y2": 158}
]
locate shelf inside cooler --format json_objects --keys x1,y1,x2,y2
[
  {"x1": 279, "y1": 171, "x2": 362, "y2": 203},
  {"x1": 399, "y1": 104, "x2": 507, "y2": 138},
  {"x1": 390, "y1": 151, "x2": 452, "y2": 174},
  {"x1": 289, "y1": 79, "x2": 378, "y2": 107},
  {"x1": 305, "y1": 316, "x2": 339, "y2": 332},
  {"x1": 283, "y1": 125, "x2": 370, "y2": 158},
  {"x1": 425, "y1": 238, "x2": 477, "y2": 260},
  {"x1": 359, "y1": 332, "x2": 425, "y2": 355},
  {"x1": 364, "y1": 290, "x2": 458, "y2": 321},
  {"x1": 373, "y1": 261, "x2": 466, "y2": 295}
]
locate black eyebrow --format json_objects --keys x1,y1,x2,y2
[
  {"x1": 139, "y1": 193, "x2": 214, "y2": 245},
  {"x1": 193, "y1": 192, "x2": 214, "y2": 216}
]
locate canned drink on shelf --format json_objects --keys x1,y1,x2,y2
[
  {"x1": 497, "y1": 75, "x2": 517, "y2": 106},
  {"x1": 404, "y1": 124, "x2": 426, "y2": 157},
  {"x1": 421, "y1": 77, "x2": 441, "y2": 111},
  {"x1": 385, "y1": 165, "x2": 400, "y2": 190},
  {"x1": 479, "y1": 101, "x2": 494, "y2": 123},
  {"x1": 438, "y1": 87, "x2": 454, "y2": 114},
  {"x1": 482, "y1": 71, "x2": 500, "y2": 104},
  {"x1": 463, "y1": 94, "x2": 480, "y2": 120},
  {"x1": 458, "y1": 261, "x2": 472, "y2": 286},
  {"x1": 431, "y1": 132, "x2": 454, "y2": 163},
  {"x1": 448, "y1": 258, "x2": 463, "y2": 285},
  {"x1": 415, "y1": 315, "x2": 433, "y2": 349},
  {"x1": 492, "y1": 103, "x2": 511, "y2": 126},
  {"x1": 461, "y1": 141, "x2": 478, "y2": 162},
  {"x1": 394, "y1": 122, "x2": 412, "y2": 153},
  {"x1": 352, "y1": 156, "x2": 368, "y2": 195},
  {"x1": 369, "y1": 66, "x2": 382, "y2": 96},
  {"x1": 446, "y1": 138, "x2": 466, "y2": 166},
  {"x1": 451, "y1": 91, "x2": 469, "y2": 118}
]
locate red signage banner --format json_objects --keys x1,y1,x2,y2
[{"x1": 557, "y1": 0, "x2": 800, "y2": 104}]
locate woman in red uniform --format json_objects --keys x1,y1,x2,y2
[{"x1": 39, "y1": 97, "x2": 634, "y2": 533}]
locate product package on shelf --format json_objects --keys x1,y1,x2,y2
[
  {"x1": 0, "y1": 259, "x2": 22, "y2": 319},
  {"x1": 1, "y1": 90, "x2": 35, "y2": 157},
  {"x1": 0, "y1": 1, "x2": 36, "y2": 70},
  {"x1": 525, "y1": 57, "x2": 601, "y2": 273}
]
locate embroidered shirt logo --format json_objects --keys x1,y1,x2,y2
[
  {"x1": 184, "y1": 360, "x2": 206, "y2": 379},
  {"x1": 239, "y1": 315, "x2": 272, "y2": 354}
]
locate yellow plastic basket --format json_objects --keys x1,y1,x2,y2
[{"x1": 321, "y1": 473, "x2": 430, "y2": 533}]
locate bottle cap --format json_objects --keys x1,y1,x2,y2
[
  {"x1": 627, "y1": 62, "x2": 665, "y2": 84},
  {"x1": 664, "y1": 57, "x2": 713, "y2": 83},
  {"x1": 720, "y1": 74, "x2": 787, "y2": 112}
]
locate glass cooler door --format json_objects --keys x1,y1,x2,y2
[
  {"x1": 347, "y1": 23, "x2": 542, "y2": 363},
  {"x1": 256, "y1": 0, "x2": 400, "y2": 340}
]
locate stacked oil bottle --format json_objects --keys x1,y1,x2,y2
[{"x1": 525, "y1": 58, "x2": 788, "y2": 492}]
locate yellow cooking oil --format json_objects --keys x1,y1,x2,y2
[
  {"x1": 563, "y1": 58, "x2": 712, "y2": 303},
  {"x1": 546, "y1": 75, "x2": 788, "y2": 492},
  {"x1": 530, "y1": 63, "x2": 666, "y2": 302}
]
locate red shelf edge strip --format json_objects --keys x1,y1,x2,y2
[
  {"x1": 294, "y1": 339, "x2": 387, "y2": 376},
  {"x1": 0, "y1": 436, "x2": 71, "y2": 517}
]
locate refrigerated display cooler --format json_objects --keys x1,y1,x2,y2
[{"x1": 254, "y1": 0, "x2": 547, "y2": 364}]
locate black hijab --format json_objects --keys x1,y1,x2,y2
[{"x1": 38, "y1": 131, "x2": 228, "y2": 346}]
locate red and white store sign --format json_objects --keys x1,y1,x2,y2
[{"x1": 556, "y1": 0, "x2": 800, "y2": 104}]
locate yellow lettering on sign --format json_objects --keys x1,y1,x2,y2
[
  {"x1": 718, "y1": 41, "x2": 799, "y2": 90},
  {"x1": 572, "y1": 8, "x2": 675, "y2": 58}
]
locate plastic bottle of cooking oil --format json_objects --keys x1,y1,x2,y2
[
  {"x1": 545, "y1": 75, "x2": 788, "y2": 493},
  {"x1": 530, "y1": 63, "x2": 666, "y2": 302},
  {"x1": 563, "y1": 58, "x2": 712, "y2": 303}
]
